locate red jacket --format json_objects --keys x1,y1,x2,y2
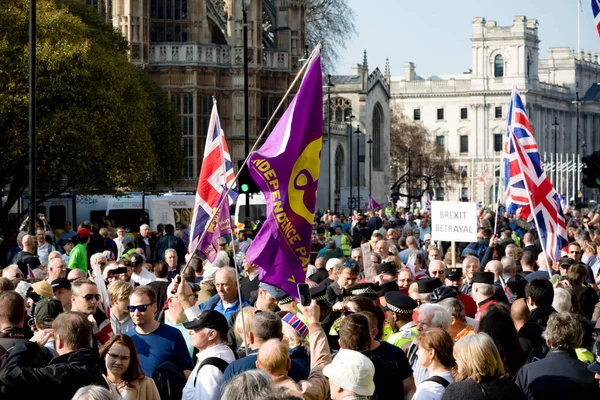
[{"x1": 459, "y1": 292, "x2": 477, "y2": 318}]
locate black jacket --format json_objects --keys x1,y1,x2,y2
[
  {"x1": 514, "y1": 349, "x2": 600, "y2": 400},
  {"x1": 0, "y1": 342, "x2": 106, "y2": 399},
  {"x1": 518, "y1": 306, "x2": 555, "y2": 358},
  {"x1": 442, "y1": 377, "x2": 524, "y2": 400},
  {"x1": 154, "y1": 233, "x2": 186, "y2": 263},
  {"x1": 572, "y1": 284, "x2": 599, "y2": 320}
]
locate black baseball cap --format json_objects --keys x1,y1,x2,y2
[
  {"x1": 183, "y1": 310, "x2": 229, "y2": 333},
  {"x1": 51, "y1": 278, "x2": 71, "y2": 291}
]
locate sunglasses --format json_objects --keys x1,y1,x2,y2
[
  {"x1": 81, "y1": 294, "x2": 101, "y2": 301},
  {"x1": 128, "y1": 304, "x2": 151, "y2": 313},
  {"x1": 430, "y1": 270, "x2": 445, "y2": 275}
]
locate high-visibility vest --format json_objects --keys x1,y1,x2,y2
[{"x1": 340, "y1": 234, "x2": 351, "y2": 257}]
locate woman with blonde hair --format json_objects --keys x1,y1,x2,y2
[
  {"x1": 441, "y1": 333, "x2": 523, "y2": 400},
  {"x1": 413, "y1": 328, "x2": 455, "y2": 400},
  {"x1": 99, "y1": 334, "x2": 160, "y2": 399},
  {"x1": 234, "y1": 306, "x2": 258, "y2": 357}
]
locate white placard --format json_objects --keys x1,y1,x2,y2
[
  {"x1": 430, "y1": 201, "x2": 478, "y2": 242},
  {"x1": 361, "y1": 242, "x2": 375, "y2": 282}
]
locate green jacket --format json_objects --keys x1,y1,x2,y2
[{"x1": 68, "y1": 243, "x2": 88, "y2": 273}]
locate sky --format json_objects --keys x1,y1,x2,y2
[{"x1": 335, "y1": 0, "x2": 600, "y2": 77}]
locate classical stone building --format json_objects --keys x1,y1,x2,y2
[
  {"x1": 319, "y1": 52, "x2": 391, "y2": 213},
  {"x1": 390, "y1": 16, "x2": 600, "y2": 204},
  {"x1": 85, "y1": 0, "x2": 308, "y2": 189}
]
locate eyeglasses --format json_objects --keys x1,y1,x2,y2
[
  {"x1": 13, "y1": 273, "x2": 24, "y2": 279},
  {"x1": 98, "y1": 261, "x2": 106, "y2": 266},
  {"x1": 107, "y1": 353, "x2": 130, "y2": 362},
  {"x1": 430, "y1": 270, "x2": 445, "y2": 276},
  {"x1": 128, "y1": 304, "x2": 151, "y2": 313},
  {"x1": 81, "y1": 294, "x2": 101, "y2": 301}
]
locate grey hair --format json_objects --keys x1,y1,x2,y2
[
  {"x1": 500, "y1": 256, "x2": 516, "y2": 274},
  {"x1": 473, "y1": 282, "x2": 494, "y2": 296},
  {"x1": 164, "y1": 248, "x2": 177, "y2": 258},
  {"x1": 90, "y1": 253, "x2": 106, "y2": 266},
  {"x1": 551, "y1": 288, "x2": 572, "y2": 313},
  {"x1": 542, "y1": 311, "x2": 582, "y2": 351},
  {"x1": 438, "y1": 297, "x2": 466, "y2": 322},
  {"x1": 221, "y1": 369, "x2": 273, "y2": 400},
  {"x1": 71, "y1": 385, "x2": 114, "y2": 400},
  {"x1": 213, "y1": 250, "x2": 231, "y2": 268},
  {"x1": 419, "y1": 303, "x2": 452, "y2": 330}
]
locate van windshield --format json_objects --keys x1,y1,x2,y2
[{"x1": 108, "y1": 209, "x2": 147, "y2": 233}]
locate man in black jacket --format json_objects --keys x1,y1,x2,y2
[
  {"x1": 154, "y1": 224, "x2": 186, "y2": 263},
  {"x1": 515, "y1": 312, "x2": 600, "y2": 399},
  {"x1": 0, "y1": 311, "x2": 106, "y2": 399},
  {"x1": 0, "y1": 291, "x2": 29, "y2": 354},
  {"x1": 518, "y1": 278, "x2": 555, "y2": 359}
]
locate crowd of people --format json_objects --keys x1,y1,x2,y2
[{"x1": 0, "y1": 205, "x2": 599, "y2": 400}]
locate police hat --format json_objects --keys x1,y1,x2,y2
[
  {"x1": 445, "y1": 267, "x2": 463, "y2": 280},
  {"x1": 348, "y1": 283, "x2": 381, "y2": 297},
  {"x1": 472, "y1": 271, "x2": 495, "y2": 285},
  {"x1": 384, "y1": 291, "x2": 418, "y2": 315},
  {"x1": 417, "y1": 278, "x2": 442, "y2": 294},
  {"x1": 309, "y1": 285, "x2": 328, "y2": 302},
  {"x1": 375, "y1": 262, "x2": 398, "y2": 275}
]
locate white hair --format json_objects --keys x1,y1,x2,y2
[
  {"x1": 213, "y1": 250, "x2": 231, "y2": 268},
  {"x1": 419, "y1": 303, "x2": 452, "y2": 330},
  {"x1": 501, "y1": 256, "x2": 516, "y2": 274},
  {"x1": 1, "y1": 265, "x2": 20, "y2": 278},
  {"x1": 71, "y1": 385, "x2": 114, "y2": 400},
  {"x1": 552, "y1": 288, "x2": 572, "y2": 313},
  {"x1": 90, "y1": 252, "x2": 106, "y2": 266},
  {"x1": 473, "y1": 282, "x2": 494, "y2": 296}
]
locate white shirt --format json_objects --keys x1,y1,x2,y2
[
  {"x1": 114, "y1": 238, "x2": 124, "y2": 259},
  {"x1": 37, "y1": 243, "x2": 55, "y2": 265},
  {"x1": 131, "y1": 267, "x2": 156, "y2": 286},
  {"x1": 182, "y1": 343, "x2": 236, "y2": 400},
  {"x1": 412, "y1": 370, "x2": 454, "y2": 400}
]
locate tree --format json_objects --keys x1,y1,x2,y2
[
  {"x1": 0, "y1": 0, "x2": 183, "y2": 236},
  {"x1": 305, "y1": 0, "x2": 356, "y2": 72},
  {"x1": 389, "y1": 113, "x2": 459, "y2": 201}
]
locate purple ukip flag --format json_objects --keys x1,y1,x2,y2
[
  {"x1": 245, "y1": 48, "x2": 323, "y2": 300},
  {"x1": 368, "y1": 195, "x2": 381, "y2": 210}
]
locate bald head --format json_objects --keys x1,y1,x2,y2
[
  {"x1": 256, "y1": 338, "x2": 290, "y2": 376},
  {"x1": 406, "y1": 236, "x2": 416, "y2": 248},
  {"x1": 484, "y1": 260, "x2": 503, "y2": 279},
  {"x1": 67, "y1": 269, "x2": 85, "y2": 281},
  {"x1": 537, "y1": 252, "x2": 551, "y2": 271},
  {"x1": 510, "y1": 298, "x2": 529, "y2": 331},
  {"x1": 523, "y1": 233, "x2": 534, "y2": 245},
  {"x1": 2, "y1": 266, "x2": 23, "y2": 285}
]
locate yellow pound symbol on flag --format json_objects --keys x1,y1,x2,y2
[{"x1": 288, "y1": 137, "x2": 322, "y2": 224}]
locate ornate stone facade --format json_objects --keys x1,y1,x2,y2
[{"x1": 86, "y1": 0, "x2": 308, "y2": 189}]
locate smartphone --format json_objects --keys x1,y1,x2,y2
[
  {"x1": 297, "y1": 283, "x2": 311, "y2": 307},
  {"x1": 112, "y1": 267, "x2": 128, "y2": 275}
]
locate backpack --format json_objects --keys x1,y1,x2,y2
[
  {"x1": 193, "y1": 357, "x2": 230, "y2": 385},
  {"x1": 152, "y1": 361, "x2": 187, "y2": 400},
  {"x1": 424, "y1": 375, "x2": 450, "y2": 388}
]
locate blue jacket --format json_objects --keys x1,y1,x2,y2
[{"x1": 199, "y1": 294, "x2": 249, "y2": 324}]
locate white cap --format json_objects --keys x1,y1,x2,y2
[
  {"x1": 323, "y1": 349, "x2": 375, "y2": 396},
  {"x1": 326, "y1": 258, "x2": 342, "y2": 271}
]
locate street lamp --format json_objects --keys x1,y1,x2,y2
[
  {"x1": 242, "y1": 0, "x2": 250, "y2": 221},
  {"x1": 367, "y1": 136, "x2": 373, "y2": 198},
  {"x1": 407, "y1": 148, "x2": 412, "y2": 209},
  {"x1": 552, "y1": 116, "x2": 559, "y2": 190},
  {"x1": 323, "y1": 74, "x2": 335, "y2": 212},
  {"x1": 28, "y1": 0, "x2": 37, "y2": 234},
  {"x1": 345, "y1": 111, "x2": 355, "y2": 210},
  {"x1": 355, "y1": 124, "x2": 361, "y2": 212},
  {"x1": 573, "y1": 91, "x2": 581, "y2": 206},
  {"x1": 418, "y1": 153, "x2": 423, "y2": 205}
]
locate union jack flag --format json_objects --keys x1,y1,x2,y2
[
  {"x1": 592, "y1": 0, "x2": 600, "y2": 37},
  {"x1": 503, "y1": 86, "x2": 568, "y2": 261},
  {"x1": 189, "y1": 101, "x2": 237, "y2": 260}
]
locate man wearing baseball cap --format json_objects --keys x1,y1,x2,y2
[
  {"x1": 323, "y1": 349, "x2": 375, "y2": 400},
  {"x1": 130, "y1": 253, "x2": 156, "y2": 286},
  {"x1": 182, "y1": 310, "x2": 235, "y2": 400},
  {"x1": 51, "y1": 277, "x2": 72, "y2": 311},
  {"x1": 68, "y1": 228, "x2": 93, "y2": 273}
]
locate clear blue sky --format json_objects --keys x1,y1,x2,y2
[{"x1": 335, "y1": 0, "x2": 600, "y2": 76}]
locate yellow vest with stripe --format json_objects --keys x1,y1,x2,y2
[
  {"x1": 386, "y1": 326, "x2": 419, "y2": 349},
  {"x1": 340, "y1": 234, "x2": 351, "y2": 257}
]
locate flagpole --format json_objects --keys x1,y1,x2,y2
[{"x1": 180, "y1": 44, "x2": 322, "y2": 278}]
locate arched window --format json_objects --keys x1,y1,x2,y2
[
  {"x1": 332, "y1": 97, "x2": 352, "y2": 123},
  {"x1": 494, "y1": 55, "x2": 504, "y2": 77},
  {"x1": 372, "y1": 104, "x2": 383, "y2": 171}
]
